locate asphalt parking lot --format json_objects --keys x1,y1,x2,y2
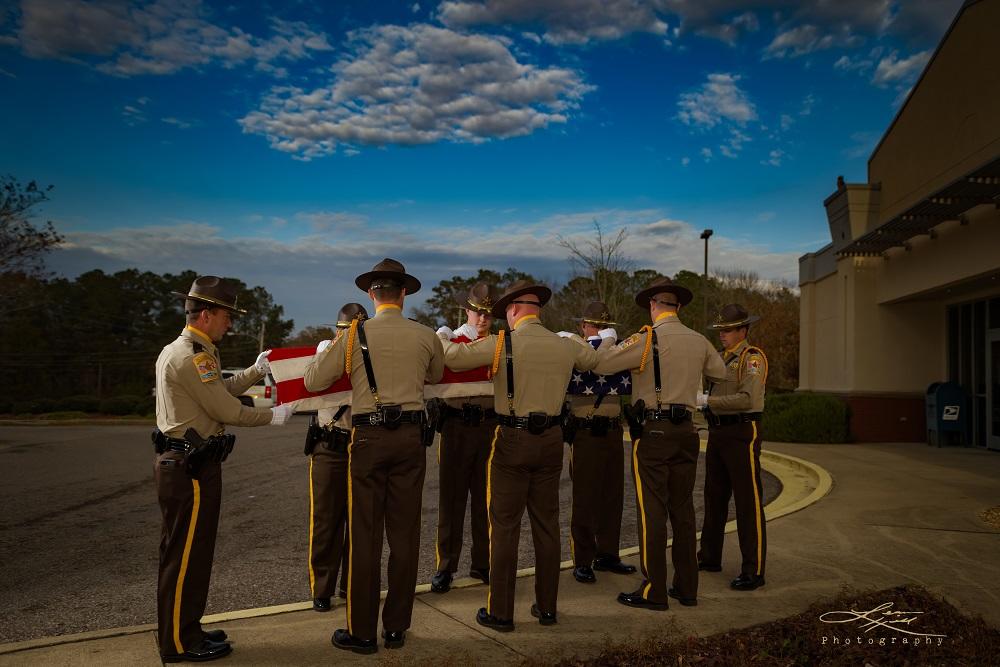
[{"x1": 0, "y1": 418, "x2": 779, "y2": 644}]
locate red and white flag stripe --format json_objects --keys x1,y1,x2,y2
[{"x1": 269, "y1": 343, "x2": 493, "y2": 412}]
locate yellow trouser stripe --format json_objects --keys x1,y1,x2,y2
[
  {"x1": 631, "y1": 438, "x2": 651, "y2": 599},
  {"x1": 172, "y1": 479, "x2": 201, "y2": 654},
  {"x1": 568, "y1": 444, "x2": 575, "y2": 561},
  {"x1": 346, "y1": 428, "x2": 355, "y2": 634},
  {"x1": 485, "y1": 425, "x2": 499, "y2": 614},
  {"x1": 308, "y1": 455, "x2": 316, "y2": 597},
  {"x1": 749, "y1": 423, "x2": 763, "y2": 576},
  {"x1": 435, "y1": 433, "x2": 443, "y2": 570}
]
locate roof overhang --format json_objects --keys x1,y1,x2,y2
[{"x1": 837, "y1": 155, "x2": 1000, "y2": 257}]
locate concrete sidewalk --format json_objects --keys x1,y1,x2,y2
[{"x1": 3, "y1": 441, "x2": 999, "y2": 666}]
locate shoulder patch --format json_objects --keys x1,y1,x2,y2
[
  {"x1": 192, "y1": 352, "x2": 219, "y2": 383},
  {"x1": 619, "y1": 333, "x2": 641, "y2": 350},
  {"x1": 746, "y1": 354, "x2": 763, "y2": 375}
]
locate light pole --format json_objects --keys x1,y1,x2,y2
[{"x1": 700, "y1": 229, "x2": 713, "y2": 328}]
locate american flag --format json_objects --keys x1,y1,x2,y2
[
  {"x1": 567, "y1": 338, "x2": 632, "y2": 398},
  {"x1": 268, "y1": 340, "x2": 493, "y2": 412}
]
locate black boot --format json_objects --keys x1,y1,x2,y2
[
  {"x1": 731, "y1": 574, "x2": 766, "y2": 591},
  {"x1": 431, "y1": 570, "x2": 453, "y2": 593},
  {"x1": 161, "y1": 638, "x2": 232, "y2": 662},
  {"x1": 331, "y1": 629, "x2": 377, "y2": 654}
]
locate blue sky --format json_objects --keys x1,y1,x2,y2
[{"x1": 0, "y1": 0, "x2": 962, "y2": 329}]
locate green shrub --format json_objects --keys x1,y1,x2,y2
[
  {"x1": 56, "y1": 395, "x2": 101, "y2": 413},
  {"x1": 134, "y1": 396, "x2": 155, "y2": 415},
  {"x1": 0, "y1": 400, "x2": 12, "y2": 414},
  {"x1": 761, "y1": 392, "x2": 851, "y2": 443},
  {"x1": 99, "y1": 395, "x2": 140, "y2": 415}
]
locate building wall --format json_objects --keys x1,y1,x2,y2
[{"x1": 868, "y1": 0, "x2": 1000, "y2": 224}]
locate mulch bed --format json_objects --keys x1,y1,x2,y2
[{"x1": 540, "y1": 585, "x2": 1000, "y2": 667}]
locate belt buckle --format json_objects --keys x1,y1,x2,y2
[{"x1": 368, "y1": 413, "x2": 380, "y2": 426}]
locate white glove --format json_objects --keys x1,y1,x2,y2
[
  {"x1": 696, "y1": 391, "x2": 709, "y2": 409},
  {"x1": 316, "y1": 339, "x2": 332, "y2": 354},
  {"x1": 598, "y1": 328, "x2": 618, "y2": 342},
  {"x1": 255, "y1": 349, "x2": 272, "y2": 374},
  {"x1": 270, "y1": 403, "x2": 292, "y2": 425},
  {"x1": 436, "y1": 326, "x2": 454, "y2": 338},
  {"x1": 556, "y1": 331, "x2": 573, "y2": 338}
]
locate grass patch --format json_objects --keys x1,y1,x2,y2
[{"x1": 533, "y1": 585, "x2": 998, "y2": 666}]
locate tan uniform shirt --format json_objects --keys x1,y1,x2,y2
[
  {"x1": 706, "y1": 339, "x2": 767, "y2": 414},
  {"x1": 303, "y1": 305, "x2": 444, "y2": 413},
  {"x1": 155, "y1": 326, "x2": 272, "y2": 438},
  {"x1": 593, "y1": 312, "x2": 727, "y2": 412},
  {"x1": 441, "y1": 315, "x2": 600, "y2": 417}
]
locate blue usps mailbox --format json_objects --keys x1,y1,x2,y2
[{"x1": 925, "y1": 382, "x2": 966, "y2": 447}]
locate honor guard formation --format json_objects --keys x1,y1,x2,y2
[{"x1": 152, "y1": 260, "x2": 769, "y2": 661}]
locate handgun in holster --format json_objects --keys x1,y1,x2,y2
[
  {"x1": 422, "y1": 398, "x2": 444, "y2": 447},
  {"x1": 151, "y1": 429, "x2": 167, "y2": 454},
  {"x1": 623, "y1": 399, "x2": 646, "y2": 441},
  {"x1": 560, "y1": 403, "x2": 577, "y2": 445},
  {"x1": 304, "y1": 414, "x2": 325, "y2": 455},
  {"x1": 182, "y1": 428, "x2": 235, "y2": 478}
]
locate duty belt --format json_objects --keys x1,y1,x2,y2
[
  {"x1": 644, "y1": 405, "x2": 692, "y2": 423},
  {"x1": 707, "y1": 411, "x2": 762, "y2": 427},
  {"x1": 567, "y1": 414, "x2": 619, "y2": 434},
  {"x1": 498, "y1": 413, "x2": 561, "y2": 433},
  {"x1": 352, "y1": 410, "x2": 424, "y2": 427},
  {"x1": 445, "y1": 404, "x2": 497, "y2": 424}
]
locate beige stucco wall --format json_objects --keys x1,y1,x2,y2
[{"x1": 868, "y1": 0, "x2": 1000, "y2": 225}]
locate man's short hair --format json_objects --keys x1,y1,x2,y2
[
  {"x1": 371, "y1": 279, "x2": 403, "y2": 301},
  {"x1": 185, "y1": 300, "x2": 220, "y2": 324}
]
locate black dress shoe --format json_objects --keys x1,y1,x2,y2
[
  {"x1": 475, "y1": 607, "x2": 514, "y2": 632},
  {"x1": 331, "y1": 629, "x2": 377, "y2": 654},
  {"x1": 668, "y1": 588, "x2": 698, "y2": 606},
  {"x1": 313, "y1": 597, "x2": 332, "y2": 612},
  {"x1": 573, "y1": 565, "x2": 596, "y2": 583},
  {"x1": 698, "y1": 561, "x2": 722, "y2": 572},
  {"x1": 469, "y1": 567, "x2": 490, "y2": 584},
  {"x1": 431, "y1": 570, "x2": 453, "y2": 593},
  {"x1": 161, "y1": 638, "x2": 232, "y2": 662},
  {"x1": 593, "y1": 556, "x2": 637, "y2": 574},
  {"x1": 617, "y1": 590, "x2": 669, "y2": 611},
  {"x1": 731, "y1": 574, "x2": 766, "y2": 591},
  {"x1": 203, "y1": 629, "x2": 227, "y2": 642},
  {"x1": 530, "y1": 603, "x2": 557, "y2": 626},
  {"x1": 382, "y1": 630, "x2": 405, "y2": 649}
]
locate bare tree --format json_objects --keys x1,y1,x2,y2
[{"x1": 1, "y1": 177, "x2": 63, "y2": 276}]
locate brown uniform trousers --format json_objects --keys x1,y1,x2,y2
[
  {"x1": 309, "y1": 444, "x2": 350, "y2": 599},
  {"x1": 570, "y1": 424, "x2": 625, "y2": 567},
  {"x1": 698, "y1": 422, "x2": 766, "y2": 577},
  {"x1": 436, "y1": 416, "x2": 492, "y2": 574},
  {"x1": 631, "y1": 422, "x2": 700, "y2": 603},
  {"x1": 347, "y1": 423, "x2": 427, "y2": 640},
  {"x1": 155, "y1": 455, "x2": 222, "y2": 655},
  {"x1": 486, "y1": 424, "x2": 564, "y2": 620}
]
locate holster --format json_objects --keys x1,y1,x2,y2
[
  {"x1": 422, "y1": 398, "x2": 444, "y2": 446},
  {"x1": 526, "y1": 411, "x2": 549, "y2": 436},
  {"x1": 560, "y1": 402, "x2": 576, "y2": 445},
  {"x1": 304, "y1": 415, "x2": 324, "y2": 455},
  {"x1": 151, "y1": 429, "x2": 167, "y2": 454},
  {"x1": 182, "y1": 428, "x2": 236, "y2": 478},
  {"x1": 623, "y1": 399, "x2": 646, "y2": 441}
]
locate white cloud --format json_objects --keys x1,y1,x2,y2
[
  {"x1": 761, "y1": 148, "x2": 784, "y2": 166},
  {"x1": 438, "y1": 0, "x2": 668, "y2": 45},
  {"x1": 779, "y1": 113, "x2": 793, "y2": 131},
  {"x1": 700, "y1": 147, "x2": 713, "y2": 161},
  {"x1": 763, "y1": 23, "x2": 862, "y2": 58},
  {"x1": 161, "y1": 116, "x2": 193, "y2": 129},
  {"x1": 3, "y1": 0, "x2": 331, "y2": 77},
  {"x1": 841, "y1": 130, "x2": 879, "y2": 159},
  {"x1": 680, "y1": 156, "x2": 690, "y2": 166},
  {"x1": 872, "y1": 49, "x2": 931, "y2": 87},
  {"x1": 49, "y1": 210, "x2": 800, "y2": 328},
  {"x1": 676, "y1": 72, "x2": 756, "y2": 129},
  {"x1": 239, "y1": 24, "x2": 593, "y2": 159},
  {"x1": 718, "y1": 127, "x2": 750, "y2": 158},
  {"x1": 0, "y1": 65, "x2": 15, "y2": 77}
]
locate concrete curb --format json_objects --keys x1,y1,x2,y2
[{"x1": 0, "y1": 444, "x2": 832, "y2": 656}]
